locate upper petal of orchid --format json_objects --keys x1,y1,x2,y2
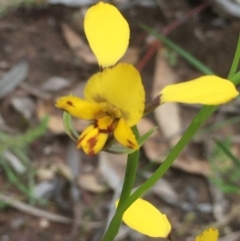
[
  {"x1": 116, "y1": 198, "x2": 171, "y2": 238},
  {"x1": 195, "y1": 228, "x2": 219, "y2": 241},
  {"x1": 84, "y1": 2, "x2": 130, "y2": 68},
  {"x1": 160, "y1": 76, "x2": 239, "y2": 105},
  {"x1": 55, "y1": 96, "x2": 104, "y2": 120},
  {"x1": 84, "y1": 63, "x2": 145, "y2": 126}
]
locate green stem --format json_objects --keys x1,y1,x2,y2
[
  {"x1": 118, "y1": 126, "x2": 140, "y2": 207},
  {"x1": 229, "y1": 35, "x2": 240, "y2": 78},
  {"x1": 118, "y1": 150, "x2": 139, "y2": 203},
  {"x1": 101, "y1": 126, "x2": 140, "y2": 241},
  {"x1": 231, "y1": 71, "x2": 240, "y2": 85},
  {"x1": 117, "y1": 105, "x2": 216, "y2": 217}
]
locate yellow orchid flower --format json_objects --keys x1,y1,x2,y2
[
  {"x1": 56, "y1": 63, "x2": 145, "y2": 155},
  {"x1": 56, "y1": 1, "x2": 239, "y2": 156},
  {"x1": 116, "y1": 198, "x2": 171, "y2": 238},
  {"x1": 195, "y1": 228, "x2": 219, "y2": 241},
  {"x1": 56, "y1": 2, "x2": 143, "y2": 155}
]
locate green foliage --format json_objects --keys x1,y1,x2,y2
[
  {"x1": 0, "y1": 116, "x2": 48, "y2": 152},
  {"x1": 209, "y1": 138, "x2": 240, "y2": 194},
  {"x1": 163, "y1": 48, "x2": 179, "y2": 67},
  {"x1": 0, "y1": 117, "x2": 49, "y2": 205},
  {"x1": 0, "y1": 0, "x2": 47, "y2": 18}
]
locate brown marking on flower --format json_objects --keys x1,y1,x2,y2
[
  {"x1": 126, "y1": 139, "x2": 137, "y2": 149},
  {"x1": 87, "y1": 135, "x2": 98, "y2": 156},
  {"x1": 96, "y1": 118, "x2": 117, "y2": 133},
  {"x1": 108, "y1": 119, "x2": 118, "y2": 132},
  {"x1": 99, "y1": 129, "x2": 109, "y2": 134},
  {"x1": 67, "y1": 101, "x2": 74, "y2": 106},
  {"x1": 93, "y1": 120, "x2": 98, "y2": 128}
]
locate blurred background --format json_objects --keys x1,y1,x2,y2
[{"x1": 0, "y1": 0, "x2": 240, "y2": 240}]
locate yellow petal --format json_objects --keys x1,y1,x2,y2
[
  {"x1": 84, "y1": 63, "x2": 145, "y2": 126},
  {"x1": 96, "y1": 116, "x2": 115, "y2": 131},
  {"x1": 195, "y1": 228, "x2": 219, "y2": 241},
  {"x1": 55, "y1": 96, "x2": 103, "y2": 120},
  {"x1": 78, "y1": 126, "x2": 108, "y2": 155},
  {"x1": 160, "y1": 76, "x2": 239, "y2": 105},
  {"x1": 84, "y1": 2, "x2": 130, "y2": 68},
  {"x1": 116, "y1": 198, "x2": 171, "y2": 238},
  {"x1": 78, "y1": 124, "x2": 95, "y2": 143},
  {"x1": 114, "y1": 118, "x2": 138, "y2": 150}
]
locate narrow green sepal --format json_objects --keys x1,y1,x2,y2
[{"x1": 63, "y1": 112, "x2": 79, "y2": 142}]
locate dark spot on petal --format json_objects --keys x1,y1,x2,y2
[
  {"x1": 86, "y1": 136, "x2": 98, "y2": 156},
  {"x1": 126, "y1": 140, "x2": 136, "y2": 149},
  {"x1": 108, "y1": 120, "x2": 118, "y2": 132},
  {"x1": 99, "y1": 129, "x2": 109, "y2": 134},
  {"x1": 128, "y1": 140, "x2": 134, "y2": 145},
  {"x1": 67, "y1": 101, "x2": 73, "y2": 106},
  {"x1": 88, "y1": 136, "x2": 98, "y2": 148}
]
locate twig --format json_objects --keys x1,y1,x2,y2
[
  {"x1": 20, "y1": 83, "x2": 51, "y2": 100},
  {"x1": 0, "y1": 193, "x2": 72, "y2": 224},
  {"x1": 0, "y1": 193, "x2": 104, "y2": 228}
]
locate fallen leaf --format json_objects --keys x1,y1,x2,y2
[
  {"x1": 37, "y1": 168, "x2": 56, "y2": 181},
  {"x1": 3, "y1": 150, "x2": 26, "y2": 174},
  {"x1": 219, "y1": 231, "x2": 240, "y2": 241},
  {"x1": 152, "y1": 178, "x2": 179, "y2": 205},
  {"x1": 115, "y1": 226, "x2": 131, "y2": 241},
  {"x1": 138, "y1": 118, "x2": 169, "y2": 158},
  {"x1": 11, "y1": 96, "x2": 35, "y2": 120},
  {"x1": 78, "y1": 172, "x2": 109, "y2": 193},
  {"x1": 33, "y1": 181, "x2": 55, "y2": 199},
  {"x1": 49, "y1": 0, "x2": 95, "y2": 6},
  {"x1": 41, "y1": 76, "x2": 72, "y2": 92},
  {"x1": 120, "y1": 47, "x2": 140, "y2": 65},
  {"x1": 138, "y1": 118, "x2": 210, "y2": 176},
  {"x1": 99, "y1": 152, "x2": 127, "y2": 191},
  {"x1": 152, "y1": 50, "x2": 182, "y2": 146},
  {"x1": 0, "y1": 61, "x2": 29, "y2": 98},
  {"x1": 57, "y1": 162, "x2": 73, "y2": 181},
  {"x1": 62, "y1": 23, "x2": 97, "y2": 64}
]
